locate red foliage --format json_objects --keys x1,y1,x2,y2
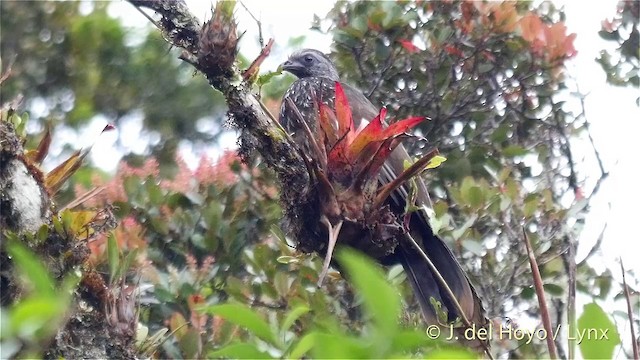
[
  {"x1": 519, "y1": 12, "x2": 577, "y2": 62},
  {"x1": 318, "y1": 82, "x2": 425, "y2": 187},
  {"x1": 398, "y1": 39, "x2": 421, "y2": 54},
  {"x1": 452, "y1": 2, "x2": 577, "y2": 65}
]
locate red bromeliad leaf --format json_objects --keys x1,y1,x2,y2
[
  {"x1": 327, "y1": 137, "x2": 352, "y2": 175},
  {"x1": 318, "y1": 82, "x2": 428, "y2": 189},
  {"x1": 334, "y1": 82, "x2": 355, "y2": 143},
  {"x1": 382, "y1": 116, "x2": 425, "y2": 138},
  {"x1": 355, "y1": 135, "x2": 409, "y2": 182},
  {"x1": 351, "y1": 115, "x2": 425, "y2": 178},
  {"x1": 347, "y1": 107, "x2": 386, "y2": 161}
]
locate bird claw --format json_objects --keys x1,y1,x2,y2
[{"x1": 317, "y1": 216, "x2": 343, "y2": 287}]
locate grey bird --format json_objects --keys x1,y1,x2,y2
[{"x1": 279, "y1": 49, "x2": 488, "y2": 350}]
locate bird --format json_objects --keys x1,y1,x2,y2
[{"x1": 278, "y1": 49, "x2": 488, "y2": 350}]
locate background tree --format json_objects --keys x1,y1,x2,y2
[
  {"x1": 0, "y1": 1, "x2": 229, "y2": 180},
  {"x1": 1, "y1": 0, "x2": 636, "y2": 359},
  {"x1": 597, "y1": 0, "x2": 639, "y2": 96}
]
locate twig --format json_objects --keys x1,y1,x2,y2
[
  {"x1": 621, "y1": 260, "x2": 639, "y2": 360},
  {"x1": 575, "y1": 84, "x2": 607, "y2": 178},
  {"x1": 0, "y1": 56, "x2": 15, "y2": 85},
  {"x1": 522, "y1": 227, "x2": 558, "y2": 359},
  {"x1": 577, "y1": 223, "x2": 607, "y2": 267},
  {"x1": 239, "y1": 0, "x2": 264, "y2": 48},
  {"x1": 129, "y1": 0, "x2": 201, "y2": 55},
  {"x1": 61, "y1": 186, "x2": 106, "y2": 211},
  {"x1": 374, "y1": 148, "x2": 437, "y2": 209},
  {"x1": 552, "y1": 299, "x2": 568, "y2": 360},
  {"x1": 564, "y1": 234, "x2": 577, "y2": 360},
  {"x1": 242, "y1": 38, "x2": 274, "y2": 81},
  {"x1": 366, "y1": 49, "x2": 397, "y2": 98},
  {"x1": 133, "y1": 5, "x2": 163, "y2": 34}
]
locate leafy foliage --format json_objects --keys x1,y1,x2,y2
[
  {"x1": 597, "y1": 0, "x2": 639, "y2": 91},
  {"x1": 0, "y1": 1, "x2": 227, "y2": 155},
  {"x1": 577, "y1": 302, "x2": 621, "y2": 359},
  {"x1": 0, "y1": 241, "x2": 79, "y2": 359},
  {"x1": 205, "y1": 249, "x2": 476, "y2": 359}
]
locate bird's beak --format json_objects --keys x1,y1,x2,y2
[{"x1": 281, "y1": 59, "x2": 305, "y2": 75}]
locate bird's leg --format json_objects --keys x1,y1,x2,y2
[{"x1": 317, "y1": 215, "x2": 343, "y2": 287}]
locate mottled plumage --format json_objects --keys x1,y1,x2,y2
[{"x1": 279, "y1": 49, "x2": 488, "y2": 350}]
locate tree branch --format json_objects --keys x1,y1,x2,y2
[{"x1": 127, "y1": 0, "x2": 315, "y2": 250}]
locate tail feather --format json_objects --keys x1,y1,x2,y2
[{"x1": 398, "y1": 222, "x2": 489, "y2": 351}]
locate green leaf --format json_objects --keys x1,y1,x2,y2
[
  {"x1": 281, "y1": 305, "x2": 310, "y2": 334},
  {"x1": 123, "y1": 175, "x2": 142, "y2": 198},
  {"x1": 118, "y1": 248, "x2": 139, "y2": 283},
  {"x1": 276, "y1": 255, "x2": 299, "y2": 264},
  {"x1": 209, "y1": 343, "x2": 273, "y2": 359},
  {"x1": 311, "y1": 332, "x2": 370, "y2": 359},
  {"x1": 257, "y1": 69, "x2": 283, "y2": 87},
  {"x1": 503, "y1": 145, "x2": 528, "y2": 157},
  {"x1": 7, "y1": 241, "x2": 55, "y2": 297},
  {"x1": 390, "y1": 329, "x2": 432, "y2": 352},
  {"x1": 204, "y1": 303, "x2": 277, "y2": 346},
  {"x1": 107, "y1": 233, "x2": 120, "y2": 282},
  {"x1": 523, "y1": 197, "x2": 539, "y2": 217},
  {"x1": 426, "y1": 347, "x2": 476, "y2": 359},
  {"x1": 461, "y1": 240, "x2": 483, "y2": 256},
  {"x1": 145, "y1": 179, "x2": 164, "y2": 205},
  {"x1": 478, "y1": 63, "x2": 494, "y2": 73},
  {"x1": 270, "y1": 225, "x2": 287, "y2": 244},
  {"x1": 521, "y1": 286, "x2": 535, "y2": 300},
  {"x1": 543, "y1": 283, "x2": 564, "y2": 296},
  {"x1": 459, "y1": 177, "x2": 484, "y2": 208},
  {"x1": 9, "y1": 297, "x2": 65, "y2": 336},
  {"x1": 466, "y1": 186, "x2": 484, "y2": 208},
  {"x1": 178, "y1": 328, "x2": 202, "y2": 359},
  {"x1": 287, "y1": 332, "x2": 316, "y2": 359},
  {"x1": 337, "y1": 249, "x2": 400, "y2": 335},
  {"x1": 425, "y1": 155, "x2": 447, "y2": 170},
  {"x1": 577, "y1": 303, "x2": 621, "y2": 359}
]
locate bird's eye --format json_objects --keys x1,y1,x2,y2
[{"x1": 304, "y1": 56, "x2": 314, "y2": 63}]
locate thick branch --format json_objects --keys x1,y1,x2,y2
[
  {"x1": 127, "y1": 0, "x2": 312, "y2": 237},
  {"x1": 129, "y1": 0, "x2": 200, "y2": 54}
]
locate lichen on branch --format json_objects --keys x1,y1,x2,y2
[{"x1": 128, "y1": 0, "x2": 313, "y2": 243}]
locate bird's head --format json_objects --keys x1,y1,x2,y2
[{"x1": 281, "y1": 49, "x2": 340, "y2": 81}]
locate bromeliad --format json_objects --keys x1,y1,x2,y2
[{"x1": 287, "y1": 81, "x2": 437, "y2": 285}]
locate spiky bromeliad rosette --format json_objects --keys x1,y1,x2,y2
[{"x1": 285, "y1": 82, "x2": 442, "y2": 284}]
